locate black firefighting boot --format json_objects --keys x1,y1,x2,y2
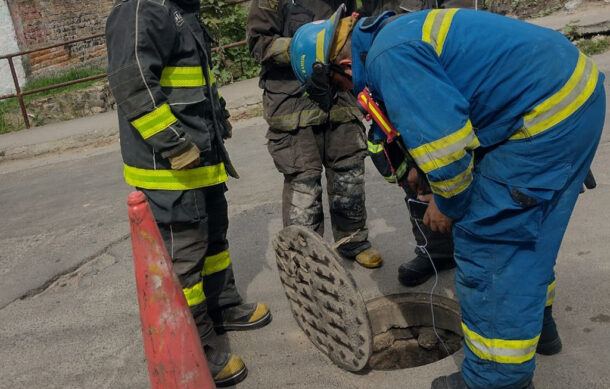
[
  {"x1": 398, "y1": 255, "x2": 456, "y2": 287},
  {"x1": 211, "y1": 302, "x2": 272, "y2": 332},
  {"x1": 536, "y1": 305, "x2": 563, "y2": 355},
  {"x1": 204, "y1": 344, "x2": 248, "y2": 387},
  {"x1": 431, "y1": 372, "x2": 535, "y2": 389}
]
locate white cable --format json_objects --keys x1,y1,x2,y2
[{"x1": 408, "y1": 200, "x2": 451, "y2": 356}]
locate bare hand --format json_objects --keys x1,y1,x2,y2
[
  {"x1": 419, "y1": 194, "x2": 453, "y2": 234},
  {"x1": 408, "y1": 168, "x2": 431, "y2": 194}
]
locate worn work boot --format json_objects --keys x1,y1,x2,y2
[
  {"x1": 536, "y1": 305, "x2": 563, "y2": 355},
  {"x1": 204, "y1": 344, "x2": 247, "y2": 387},
  {"x1": 431, "y1": 372, "x2": 535, "y2": 389},
  {"x1": 355, "y1": 247, "x2": 383, "y2": 268},
  {"x1": 212, "y1": 302, "x2": 272, "y2": 332},
  {"x1": 398, "y1": 255, "x2": 456, "y2": 287}
]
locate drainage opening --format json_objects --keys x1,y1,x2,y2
[{"x1": 366, "y1": 293, "x2": 463, "y2": 370}]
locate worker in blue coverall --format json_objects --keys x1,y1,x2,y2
[{"x1": 288, "y1": 6, "x2": 606, "y2": 389}]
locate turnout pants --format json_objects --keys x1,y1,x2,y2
[
  {"x1": 454, "y1": 83, "x2": 605, "y2": 388},
  {"x1": 155, "y1": 184, "x2": 243, "y2": 342},
  {"x1": 266, "y1": 120, "x2": 371, "y2": 257}
]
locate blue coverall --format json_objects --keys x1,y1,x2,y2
[{"x1": 352, "y1": 9, "x2": 606, "y2": 388}]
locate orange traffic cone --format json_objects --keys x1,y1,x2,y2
[{"x1": 127, "y1": 191, "x2": 216, "y2": 389}]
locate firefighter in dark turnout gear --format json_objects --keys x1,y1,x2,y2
[
  {"x1": 105, "y1": 0, "x2": 271, "y2": 386},
  {"x1": 247, "y1": 0, "x2": 383, "y2": 268}
]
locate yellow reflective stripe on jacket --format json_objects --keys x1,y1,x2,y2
[
  {"x1": 124, "y1": 163, "x2": 228, "y2": 190},
  {"x1": 511, "y1": 52, "x2": 599, "y2": 140},
  {"x1": 422, "y1": 8, "x2": 459, "y2": 56},
  {"x1": 429, "y1": 158, "x2": 473, "y2": 198},
  {"x1": 131, "y1": 103, "x2": 178, "y2": 139},
  {"x1": 160, "y1": 66, "x2": 216, "y2": 87},
  {"x1": 409, "y1": 120, "x2": 479, "y2": 173},
  {"x1": 367, "y1": 140, "x2": 384, "y2": 154},
  {"x1": 546, "y1": 280, "x2": 556, "y2": 307},
  {"x1": 183, "y1": 281, "x2": 205, "y2": 306},
  {"x1": 462, "y1": 322, "x2": 539, "y2": 364},
  {"x1": 203, "y1": 250, "x2": 231, "y2": 276}
]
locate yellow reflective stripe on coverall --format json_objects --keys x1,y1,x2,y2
[
  {"x1": 511, "y1": 52, "x2": 599, "y2": 140},
  {"x1": 409, "y1": 119, "x2": 479, "y2": 174},
  {"x1": 462, "y1": 322, "x2": 539, "y2": 364}
]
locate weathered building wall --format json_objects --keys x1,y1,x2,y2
[
  {"x1": 0, "y1": 0, "x2": 26, "y2": 95},
  {"x1": 6, "y1": 0, "x2": 113, "y2": 78}
]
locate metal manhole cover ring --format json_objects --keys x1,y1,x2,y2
[{"x1": 272, "y1": 225, "x2": 373, "y2": 371}]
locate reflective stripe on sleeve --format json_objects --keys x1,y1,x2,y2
[
  {"x1": 395, "y1": 160, "x2": 408, "y2": 180},
  {"x1": 422, "y1": 8, "x2": 459, "y2": 56},
  {"x1": 160, "y1": 66, "x2": 216, "y2": 87},
  {"x1": 131, "y1": 103, "x2": 178, "y2": 139},
  {"x1": 429, "y1": 157, "x2": 473, "y2": 198},
  {"x1": 124, "y1": 163, "x2": 228, "y2": 190},
  {"x1": 367, "y1": 140, "x2": 384, "y2": 154},
  {"x1": 409, "y1": 120, "x2": 479, "y2": 173},
  {"x1": 511, "y1": 52, "x2": 599, "y2": 140},
  {"x1": 183, "y1": 281, "x2": 206, "y2": 306},
  {"x1": 462, "y1": 322, "x2": 539, "y2": 364},
  {"x1": 203, "y1": 250, "x2": 231, "y2": 276},
  {"x1": 546, "y1": 280, "x2": 556, "y2": 307}
]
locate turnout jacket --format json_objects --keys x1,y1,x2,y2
[
  {"x1": 247, "y1": 0, "x2": 363, "y2": 130},
  {"x1": 353, "y1": 9, "x2": 604, "y2": 219},
  {"x1": 106, "y1": 0, "x2": 235, "y2": 198}
]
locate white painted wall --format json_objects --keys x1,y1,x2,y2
[{"x1": 0, "y1": 0, "x2": 25, "y2": 96}]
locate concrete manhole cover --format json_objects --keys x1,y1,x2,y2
[{"x1": 272, "y1": 225, "x2": 373, "y2": 372}]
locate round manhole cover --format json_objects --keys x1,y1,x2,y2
[{"x1": 272, "y1": 225, "x2": 373, "y2": 371}]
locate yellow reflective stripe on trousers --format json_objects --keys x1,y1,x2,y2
[
  {"x1": 546, "y1": 280, "x2": 556, "y2": 307},
  {"x1": 462, "y1": 322, "x2": 539, "y2": 364},
  {"x1": 131, "y1": 103, "x2": 178, "y2": 139},
  {"x1": 183, "y1": 281, "x2": 206, "y2": 306},
  {"x1": 203, "y1": 250, "x2": 231, "y2": 276},
  {"x1": 422, "y1": 8, "x2": 459, "y2": 56},
  {"x1": 160, "y1": 66, "x2": 216, "y2": 87},
  {"x1": 409, "y1": 120, "x2": 479, "y2": 173},
  {"x1": 429, "y1": 157, "x2": 473, "y2": 198},
  {"x1": 367, "y1": 140, "x2": 384, "y2": 154},
  {"x1": 124, "y1": 163, "x2": 228, "y2": 190},
  {"x1": 510, "y1": 52, "x2": 599, "y2": 140}
]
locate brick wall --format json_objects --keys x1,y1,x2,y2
[{"x1": 7, "y1": 0, "x2": 114, "y2": 78}]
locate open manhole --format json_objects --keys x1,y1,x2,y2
[
  {"x1": 273, "y1": 226, "x2": 463, "y2": 372},
  {"x1": 366, "y1": 293, "x2": 462, "y2": 370}
]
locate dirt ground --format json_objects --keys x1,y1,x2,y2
[{"x1": 487, "y1": 0, "x2": 606, "y2": 19}]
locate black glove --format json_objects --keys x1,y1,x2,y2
[{"x1": 305, "y1": 62, "x2": 335, "y2": 112}]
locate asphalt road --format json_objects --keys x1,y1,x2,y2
[{"x1": 1, "y1": 55, "x2": 609, "y2": 389}]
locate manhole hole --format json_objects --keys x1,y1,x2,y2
[
  {"x1": 366, "y1": 293, "x2": 463, "y2": 370},
  {"x1": 273, "y1": 226, "x2": 462, "y2": 372}
]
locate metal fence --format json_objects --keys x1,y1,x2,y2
[{"x1": 0, "y1": 2, "x2": 249, "y2": 129}]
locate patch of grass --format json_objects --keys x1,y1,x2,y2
[
  {"x1": 0, "y1": 66, "x2": 105, "y2": 133},
  {"x1": 535, "y1": 4, "x2": 563, "y2": 18},
  {"x1": 575, "y1": 36, "x2": 610, "y2": 56}
]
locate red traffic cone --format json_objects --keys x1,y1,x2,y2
[{"x1": 127, "y1": 191, "x2": 216, "y2": 389}]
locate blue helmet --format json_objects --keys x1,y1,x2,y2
[{"x1": 290, "y1": 5, "x2": 345, "y2": 84}]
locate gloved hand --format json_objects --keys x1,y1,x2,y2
[
  {"x1": 169, "y1": 142, "x2": 200, "y2": 170},
  {"x1": 223, "y1": 119, "x2": 233, "y2": 139},
  {"x1": 305, "y1": 62, "x2": 335, "y2": 112}
]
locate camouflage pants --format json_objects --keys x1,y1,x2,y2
[{"x1": 266, "y1": 120, "x2": 371, "y2": 257}]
